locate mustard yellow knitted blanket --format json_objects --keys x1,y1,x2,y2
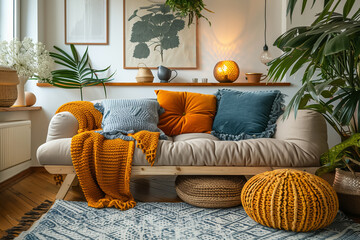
[{"x1": 56, "y1": 101, "x2": 160, "y2": 210}]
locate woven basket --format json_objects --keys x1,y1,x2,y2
[
  {"x1": 136, "y1": 64, "x2": 154, "y2": 83},
  {"x1": 0, "y1": 67, "x2": 19, "y2": 107},
  {"x1": 333, "y1": 168, "x2": 360, "y2": 215},
  {"x1": 175, "y1": 175, "x2": 246, "y2": 208},
  {"x1": 0, "y1": 85, "x2": 18, "y2": 107},
  {"x1": 241, "y1": 169, "x2": 338, "y2": 232}
]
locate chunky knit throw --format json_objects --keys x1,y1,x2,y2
[
  {"x1": 56, "y1": 101, "x2": 103, "y2": 132},
  {"x1": 56, "y1": 101, "x2": 160, "y2": 210},
  {"x1": 241, "y1": 169, "x2": 338, "y2": 232}
]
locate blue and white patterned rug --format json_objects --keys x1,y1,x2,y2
[{"x1": 17, "y1": 200, "x2": 360, "y2": 240}]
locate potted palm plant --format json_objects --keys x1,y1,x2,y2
[
  {"x1": 268, "y1": 0, "x2": 360, "y2": 213},
  {"x1": 49, "y1": 44, "x2": 114, "y2": 100}
]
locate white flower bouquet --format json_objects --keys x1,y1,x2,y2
[{"x1": 0, "y1": 37, "x2": 54, "y2": 81}]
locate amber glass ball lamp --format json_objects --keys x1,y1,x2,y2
[{"x1": 213, "y1": 60, "x2": 240, "y2": 83}]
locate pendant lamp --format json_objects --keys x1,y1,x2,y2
[{"x1": 260, "y1": 0, "x2": 272, "y2": 65}]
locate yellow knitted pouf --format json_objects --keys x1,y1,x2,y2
[{"x1": 241, "y1": 169, "x2": 338, "y2": 232}]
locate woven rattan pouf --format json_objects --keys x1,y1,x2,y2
[
  {"x1": 175, "y1": 175, "x2": 246, "y2": 208},
  {"x1": 241, "y1": 169, "x2": 339, "y2": 232}
]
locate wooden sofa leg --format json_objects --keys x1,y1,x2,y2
[
  {"x1": 56, "y1": 174, "x2": 76, "y2": 200},
  {"x1": 71, "y1": 176, "x2": 79, "y2": 187}
]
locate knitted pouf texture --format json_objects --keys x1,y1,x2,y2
[
  {"x1": 241, "y1": 169, "x2": 339, "y2": 232},
  {"x1": 175, "y1": 175, "x2": 246, "y2": 208}
]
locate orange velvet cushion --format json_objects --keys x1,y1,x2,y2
[{"x1": 155, "y1": 90, "x2": 217, "y2": 136}]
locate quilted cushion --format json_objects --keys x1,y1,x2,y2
[
  {"x1": 155, "y1": 90, "x2": 217, "y2": 136},
  {"x1": 94, "y1": 99, "x2": 166, "y2": 140},
  {"x1": 212, "y1": 89, "x2": 284, "y2": 140}
]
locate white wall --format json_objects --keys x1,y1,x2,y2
[
  {"x1": 0, "y1": 0, "x2": 14, "y2": 40},
  {"x1": 21, "y1": 0, "x2": 347, "y2": 167}
]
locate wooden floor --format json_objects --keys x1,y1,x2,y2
[
  {"x1": 1, "y1": 168, "x2": 359, "y2": 238},
  {"x1": 0, "y1": 167, "x2": 181, "y2": 238}
]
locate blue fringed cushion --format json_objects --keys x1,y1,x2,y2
[
  {"x1": 211, "y1": 89, "x2": 284, "y2": 140},
  {"x1": 94, "y1": 99, "x2": 167, "y2": 141}
]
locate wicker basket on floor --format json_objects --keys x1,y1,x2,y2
[{"x1": 175, "y1": 175, "x2": 246, "y2": 208}]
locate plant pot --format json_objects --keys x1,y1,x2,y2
[
  {"x1": 0, "y1": 66, "x2": 19, "y2": 107},
  {"x1": 333, "y1": 168, "x2": 360, "y2": 215}
]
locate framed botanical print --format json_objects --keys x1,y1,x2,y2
[
  {"x1": 123, "y1": 0, "x2": 198, "y2": 69},
  {"x1": 65, "y1": 0, "x2": 109, "y2": 45}
]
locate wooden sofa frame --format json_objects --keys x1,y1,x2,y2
[{"x1": 46, "y1": 165, "x2": 319, "y2": 200}]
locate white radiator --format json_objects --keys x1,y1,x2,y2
[{"x1": 0, "y1": 120, "x2": 31, "y2": 171}]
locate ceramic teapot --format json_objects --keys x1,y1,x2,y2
[{"x1": 157, "y1": 65, "x2": 177, "y2": 83}]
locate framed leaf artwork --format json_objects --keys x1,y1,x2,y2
[{"x1": 123, "y1": 0, "x2": 198, "y2": 69}]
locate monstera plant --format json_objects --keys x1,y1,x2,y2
[{"x1": 268, "y1": 0, "x2": 360, "y2": 175}]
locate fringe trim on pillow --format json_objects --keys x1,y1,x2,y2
[
  {"x1": 94, "y1": 102, "x2": 104, "y2": 114},
  {"x1": 96, "y1": 130, "x2": 168, "y2": 141},
  {"x1": 211, "y1": 90, "x2": 285, "y2": 141},
  {"x1": 96, "y1": 130, "x2": 136, "y2": 141}
]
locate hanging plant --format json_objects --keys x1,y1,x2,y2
[{"x1": 165, "y1": 0, "x2": 213, "y2": 26}]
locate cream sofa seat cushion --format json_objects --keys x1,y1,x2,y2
[
  {"x1": 37, "y1": 109, "x2": 328, "y2": 167},
  {"x1": 38, "y1": 133, "x2": 320, "y2": 167}
]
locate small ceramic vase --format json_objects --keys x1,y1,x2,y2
[{"x1": 13, "y1": 75, "x2": 28, "y2": 107}]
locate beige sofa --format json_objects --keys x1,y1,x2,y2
[{"x1": 37, "y1": 109, "x2": 328, "y2": 199}]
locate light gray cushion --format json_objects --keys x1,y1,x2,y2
[{"x1": 94, "y1": 99, "x2": 166, "y2": 140}]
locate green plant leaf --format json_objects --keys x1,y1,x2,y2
[
  {"x1": 53, "y1": 60, "x2": 77, "y2": 71},
  {"x1": 344, "y1": 0, "x2": 355, "y2": 18},
  {"x1": 320, "y1": 133, "x2": 360, "y2": 171},
  {"x1": 324, "y1": 33, "x2": 350, "y2": 56},
  {"x1": 79, "y1": 47, "x2": 89, "y2": 71},
  {"x1": 49, "y1": 44, "x2": 114, "y2": 99},
  {"x1": 313, "y1": 0, "x2": 335, "y2": 24},
  {"x1": 50, "y1": 53, "x2": 77, "y2": 69},
  {"x1": 315, "y1": 161, "x2": 344, "y2": 176},
  {"x1": 128, "y1": 9, "x2": 139, "y2": 21},
  {"x1": 321, "y1": 90, "x2": 333, "y2": 98},
  {"x1": 70, "y1": 44, "x2": 79, "y2": 63},
  {"x1": 299, "y1": 94, "x2": 312, "y2": 108},
  {"x1": 301, "y1": 0, "x2": 308, "y2": 14},
  {"x1": 130, "y1": 21, "x2": 154, "y2": 43},
  {"x1": 161, "y1": 35, "x2": 179, "y2": 50},
  {"x1": 133, "y1": 43, "x2": 150, "y2": 59},
  {"x1": 169, "y1": 19, "x2": 185, "y2": 33},
  {"x1": 53, "y1": 46, "x2": 75, "y2": 64}
]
